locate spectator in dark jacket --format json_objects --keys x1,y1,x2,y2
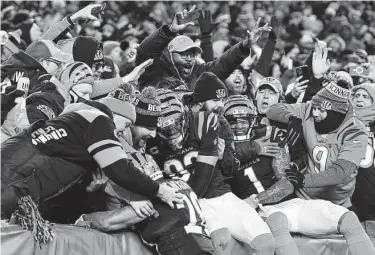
[
  {"x1": 1, "y1": 61, "x2": 94, "y2": 144},
  {"x1": 1, "y1": 40, "x2": 72, "y2": 124},
  {"x1": 136, "y1": 8, "x2": 271, "y2": 90}
]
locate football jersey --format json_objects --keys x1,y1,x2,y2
[
  {"x1": 147, "y1": 111, "x2": 230, "y2": 199},
  {"x1": 285, "y1": 103, "x2": 368, "y2": 207},
  {"x1": 138, "y1": 179, "x2": 209, "y2": 243},
  {"x1": 232, "y1": 124, "x2": 286, "y2": 199}
]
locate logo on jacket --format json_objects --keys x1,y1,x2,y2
[
  {"x1": 216, "y1": 89, "x2": 226, "y2": 98},
  {"x1": 37, "y1": 105, "x2": 55, "y2": 120}
]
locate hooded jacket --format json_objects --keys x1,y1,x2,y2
[
  {"x1": 1, "y1": 51, "x2": 51, "y2": 124},
  {"x1": 351, "y1": 83, "x2": 375, "y2": 220},
  {"x1": 136, "y1": 25, "x2": 250, "y2": 91}
]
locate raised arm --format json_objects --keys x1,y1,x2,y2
[
  {"x1": 41, "y1": 4, "x2": 102, "y2": 43},
  {"x1": 196, "y1": 17, "x2": 272, "y2": 81}
]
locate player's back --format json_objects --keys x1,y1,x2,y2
[{"x1": 137, "y1": 179, "x2": 208, "y2": 243}]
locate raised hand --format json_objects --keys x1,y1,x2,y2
[
  {"x1": 169, "y1": 5, "x2": 196, "y2": 33},
  {"x1": 312, "y1": 43, "x2": 331, "y2": 79},
  {"x1": 242, "y1": 17, "x2": 272, "y2": 48},
  {"x1": 290, "y1": 76, "x2": 309, "y2": 98},
  {"x1": 198, "y1": 9, "x2": 219, "y2": 35},
  {"x1": 71, "y1": 4, "x2": 102, "y2": 23},
  {"x1": 122, "y1": 59, "x2": 154, "y2": 84}
]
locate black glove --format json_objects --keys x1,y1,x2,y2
[
  {"x1": 198, "y1": 9, "x2": 219, "y2": 36},
  {"x1": 285, "y1": 164, "x2": 304, "y2": 189},
  {"x1": 286, "y1": 116, "x2": 303, "y2": 147},
  {"x1": 269, "y1": 16, "x2": 281, "y2": 40}
]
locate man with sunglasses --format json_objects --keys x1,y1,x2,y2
[{"x1": 1, "y1": 39, "x2": 72, "y2": 124}]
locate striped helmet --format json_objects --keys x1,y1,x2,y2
[
  {"x1": 224, "y1": 95, "x2": 257, "y2": 141},
  {"x1": 127, "y1": 152, "x2": 163, "y2": 181},
  {"x1": 156, "y1": 89, "x2": 187, "y2": 145},
  {"x1": 224, "y1": 95, "x2": 257, "y2": 120}
]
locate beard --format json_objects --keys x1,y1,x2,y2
[{"x1": 175, "y1": 62, "x2": 195, "y2": 79}]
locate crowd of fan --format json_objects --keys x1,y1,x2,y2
[{"x1": 1, "y1": 1, "x2": 375, "y2": 255}]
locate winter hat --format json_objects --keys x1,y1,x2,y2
[
  {"x1": 57, "y1": 62, "x2": 94, "y2": 91},
  {"x1": 192, "y1": 72, "x2": 227, "y2": 103},
  {"x1": 311, "y1": 81, "x2": 350, "y2": 114},
  {"x1": 12, "y1": 10, "x2": 31, "y2": 26},
  {"x1": 26, "y1": 40, "x2": 73, "y2": 63},
  {"x1": 17, "y1": 21, "x2": 34, "y2": 45},
  {"x1": 333, "y1": 71, "x2": 354, "y2": 89},
  {"x1": 134, "y1": 87, "x2": 162, "y2": 128},
  {"x1": 103, "y1": 41, "x2": 120, "y2": 56},
  {"x1": 99, "y1": 88, "x2": 136, "y2": 124},
  {"x1": 57, "y1": 36, "x2": 104, "y2": 67}
]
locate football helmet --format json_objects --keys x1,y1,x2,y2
[
  {"x1": 156, "y1": 88, "x2": 187, "y2": 150},
  {"x1": 223, "y1": 95, "x2": 257, "y2": 140}
]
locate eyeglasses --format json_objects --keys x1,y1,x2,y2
[
  {"x1": 46, "y1": 57, "x2": 63, "y2": 66},
  {"x1": 174, "y1": 52, "x2": 198, "y2": 60}
]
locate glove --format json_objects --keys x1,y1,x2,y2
[
  {"x1": 285, "y1": 163, "x2": 304, "y2": 189},
  {"x1": 198, "y1": 9, "x2": 219, "y2": 36},
  {"x1": 286, "y1": 116, "x2": 303, "y2": 147},
  {"x1": 268, "y1": 16, "x2": 281, "y2": 40}
]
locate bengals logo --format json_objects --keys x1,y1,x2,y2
[
  {"x1": 321, "y1": 100, "x2": 332, "y2": 110},
  {"x1": 216, "y1": 89, "x2": 226, "y2": 98}
]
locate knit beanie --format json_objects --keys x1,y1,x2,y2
[
  {"x1": 58, "y1": 36, "x2": 104, "y2": 67},
  {"x1": 192, "y1": 72, "x2": 227, "y2": 103},
  {"x1": 333, "y1": 71, "x2": 354, "y2": 89},
  {"x1": 311, "y1": 81, "x2": 350, "y2": 114},
  {"x1": 57, "y1": 62, "x2": 94, "y2": 91},
  {"x1": 17, "y1": 21, "x2": 33, "y2": 45},
  {"x1": 99, "y1": 88, "x2": 136, "y2": 124},
  {"x1": 103, "y1": 41, "x2": 120, "y2": 56},
  {"x1": 134, "y1": 86, "x2": 162, "y2": 128}
]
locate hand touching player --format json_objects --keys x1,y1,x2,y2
[
  {"x1": 157, "y1": 183, "x2": 185, "y2": 208},
  {"x1": 253, "y1": 133, "x2": 281, "y2": 158},
  {"x1": 286, "y1": 116, "x2": 303, "y2": 147},
  {"x1": 130, "y1": 200, "x2": 159, "y2": 218},
  {"x1": 285, "y1": 164, "x2": 305, "y2": 189}
]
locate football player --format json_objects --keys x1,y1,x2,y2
[
  {"x1": 77, "y1": 87, "x2": 215, "y2": 255},
  {"x1": 266, "y1": 81, "x2": 375, "y2": 254},
  {"x1": 147, "y1": 76, "x2": 276, "y2": 255},
  {"x1": 351, "y1": 83, "x2": 375, "y2": 221}
]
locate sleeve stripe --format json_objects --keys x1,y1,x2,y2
[
  {"x1": 198, "y1": 112, "x2": 205, "y2": 140},
  {"x1": 88, "y1": 139, "x2": 123, "y2": 153},
  {"x1": 197, "y1": 155, "x2": 218, "y2": 166},
  {"x1": 92, "y1": 146, "x2": 128, "y2": 168},
  {"x1": 90, "y1": 143, "x2": 119, "y2": 157},
  {"x1": 206, "y1": 113, "x2": 214, "y2": 134}
]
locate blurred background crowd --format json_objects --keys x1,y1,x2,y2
[{"x1": 1, "y1": 1, "x2": 375, "y2": 89}]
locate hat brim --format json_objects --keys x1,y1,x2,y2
[
  {"x1": 256, "y1": 83, "x2": 280, "y2": 94},
  {"x1": 172, "y1": 45, "x2": 203, "y2": 54},
  {"x1": 52, "y1": 50, "x2": 73, "y2": 63}
]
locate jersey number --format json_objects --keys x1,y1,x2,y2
[
  {"x1": 164, "y1": 151, "x2": 198, "y2": 181},
  {"x1": 360, "y1": 138, "x2": 375, "y2": 168},
  {"x1": 244, "y1": 166, "x2": 265, "y2": 193},
  {"x1": 176, "y1": 191, "x2": 208, "y2": 236},
  {"x1": 313, "y1": 146, "x2": 328, "y2": 173}
]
